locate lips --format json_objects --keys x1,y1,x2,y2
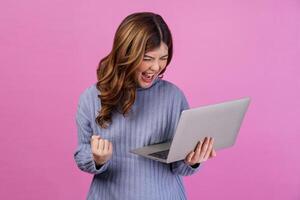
[
  {"x1": 141, "y1": 72, "x2": 155, "y2": 82},
  {"x1": 142, "y1": 72, "x2": 154, "y2": 78}
]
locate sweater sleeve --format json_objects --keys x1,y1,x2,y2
[
  {"x1": 170, "y1": 88, "x2": 203, "y2": 176},
  {"x1": 73, "y1": 92, "x2": 111, "y2": 175}
]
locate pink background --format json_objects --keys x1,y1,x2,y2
[{"x1": 1, "y1": 0, "x2": 299, "y2": 199}]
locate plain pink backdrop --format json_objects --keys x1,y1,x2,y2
[{"x1": 1, "y1": 0, "x2": 299, "y2": 199}]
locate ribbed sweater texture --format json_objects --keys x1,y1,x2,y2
[{"x1": 74, "y1": 77, "x2": 202, "y2": 200}]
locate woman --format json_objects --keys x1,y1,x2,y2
[{"x1": 74, "y1": 11, "x2": 217, "y2": 200}]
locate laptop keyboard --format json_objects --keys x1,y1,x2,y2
[{"x1": 148, "y1": 149, "x2": 170, "y2": 159}]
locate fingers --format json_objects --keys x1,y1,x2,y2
[
  {"x1": 103, "y1": 139, "x2": 110, "y2": 153},
  {"x1": 203, "y1": 137, "x2": 214, "y2": 160},
  {"x1": 199, "y1": 137, "x2": 209, "y2": 160},
  {"x1": 210, "y1": 149, "x2": 217, "y2": 158},
  {"x1": 108, "y1": 141, "x2": 113, "y2": 154},
  {"x1": 91, "y1": 135, "x2": 100, "y2": 152},
  {"x1": 192, "y1": 140, "x2": 203, "y2": 162},
  {"x1": 90, "y1": 134, "x2": 113, "y2": 154},
  {"x1": 186, "y1": 151, "x2": 195, "y2": 163},
  {"x1": 99, "y1": 139, "x2": 104, "y2": 151},
  {"x1": 190, "y1": 137, "x2": 216, "y2": 164}
]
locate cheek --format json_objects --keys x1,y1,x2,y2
[
  {"x1": 162, "y1": 59, "x2": 168, "y2": 65},
  {"x1": 137, "y1": 62, "x2": 150, "y2": 71},
  {"x1": 159, "y1": 62, "x2": 167, "y2": 71}
]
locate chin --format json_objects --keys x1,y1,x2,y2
[
  {"x1": 137, "y1": 78, "x2": 153, "y2": 88},
  {"x1": 138, "y1": 82, "x2": 152, "y2": 88}
]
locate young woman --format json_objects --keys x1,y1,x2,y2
[{"x1": 74, "y1": 12, "x2": 216, "y2": 200}]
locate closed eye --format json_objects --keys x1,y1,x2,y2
[
  {"x1": 144, "y1": 54, "x2": 168, "y2": 60},
  {"x1": 143, "y1": 58, "x2": 168, "y2": 61}
]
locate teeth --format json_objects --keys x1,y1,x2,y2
[
  {"x1": 142, "y1": 72, "x2": 154, "y2": 81},
  {"x1": 142, "y1": 72, "x2": 155, "y2": 78}
]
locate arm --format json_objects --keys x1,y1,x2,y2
[
  {"x1": 73, "y1": 93, "x2": 111, "y2": 175},
  {"x1": 170, "y1": 160, "x2": 202, "y2": 176}
]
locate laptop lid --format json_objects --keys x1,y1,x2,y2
[{"x1": 166, "y1": 97, "x2": 251, "y2": 163}]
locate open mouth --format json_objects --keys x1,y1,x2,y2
[{"x1": 141, "y1": 72, "x2": 155, "y2": 83}]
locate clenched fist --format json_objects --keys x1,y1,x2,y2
[{"x1": 90, "y1": 135, "x2": 113, "y2": 166}]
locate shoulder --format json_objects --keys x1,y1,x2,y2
[
  {"x1": 158, "y1": 79, "x2": 190, "y2": 110},
  {"x1": 78, "y1": 82, "x2": 99, "y2": 105},
  {"x1": 159, "y1": 79, "x2": 186, "y2": 98}
]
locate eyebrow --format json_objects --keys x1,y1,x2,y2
[{"x1": 144, "y1": 54, "x2": 169, "y2": 59}]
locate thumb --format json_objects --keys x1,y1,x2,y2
[{"x1": 91, "y1": 134, "x2": 101, "y2": 141}]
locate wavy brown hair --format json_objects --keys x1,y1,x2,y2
[{"x1": 95, "y1": 12, "x2": 173, "y2": 129}]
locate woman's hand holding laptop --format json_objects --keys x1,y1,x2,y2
[{"x1": 184, "y1": 137, "x2": 217, "y2": 166}]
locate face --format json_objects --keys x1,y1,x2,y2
[{"x1": 135, "y1": 42, "x2": 169, "y2": 88}]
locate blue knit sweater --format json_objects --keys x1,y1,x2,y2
[{"x1": 74, "y1": 77, "x2": 203, "y2": 200}]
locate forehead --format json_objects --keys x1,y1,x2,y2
[{"x1": 145, "y1": 43, "x2": 168, "y2": 55}]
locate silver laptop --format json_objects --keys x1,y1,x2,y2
[{"x1": 129, "y1": 97, "x2": 251, "y2": 163}]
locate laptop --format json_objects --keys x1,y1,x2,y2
[{"x1": 129, "y1": 97, "x2": 251, "y2": 164}]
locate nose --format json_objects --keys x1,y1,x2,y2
[{"x1": 150, "y1": 61, "x2": 161, "y2": 72}]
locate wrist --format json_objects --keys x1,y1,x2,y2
[
  {"x1": 190, "y1": 163, "x2": 200, "y2": 168},
  {"x1": 93, "y1": 156, "x2": 106, "y2": 166},
  {"x1": 94, "y1": 161, "x2": 104, "y2": 169}
]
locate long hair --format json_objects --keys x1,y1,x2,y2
[{"x1": 95, "y1": 12, "x2": 173, "y2": 129}]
